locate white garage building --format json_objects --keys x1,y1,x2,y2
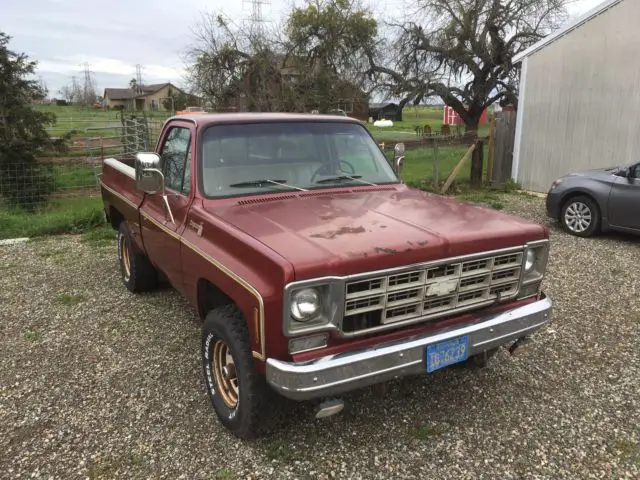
[{"x1": 511, "y1": 0, "x2": 640, "y2": 193}]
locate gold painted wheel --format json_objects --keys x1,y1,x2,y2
[
  {"x1": 212, "y1": 340, "x2": 239, "y2": 409},
  {"x1": 119, "y1": 234, "x2": 131, "y2": 281}
]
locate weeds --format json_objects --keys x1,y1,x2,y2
[
  {"x1": 0, "y1": 197, "x2": 106, "y2": 240},
  {"x1": 55, "y1": 293, "x2": 86, "y2": 306}
]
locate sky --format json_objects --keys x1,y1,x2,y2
[{"x1": 3, "y1": 0, "x2": 604, "y2": 97}]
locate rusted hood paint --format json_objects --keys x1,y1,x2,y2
[{"x1": 203, "y1": 187, "x2": 547, "y2": 280}]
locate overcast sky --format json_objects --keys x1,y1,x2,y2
[{"x1": 3, "y1": 0, "x2": 604, "y2": 97}]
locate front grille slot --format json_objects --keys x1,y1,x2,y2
[{"x1": 342, "y1": 250, "x2": 524, "y2": 335}]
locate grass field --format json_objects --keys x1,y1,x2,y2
[
  {"x1": 0, "y1": 197, "x2": 105, "y2": 239},
  {"x1": 36, "y1": 105, "x2": 490, "y2": 142}
]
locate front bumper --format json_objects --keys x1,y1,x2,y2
[
  {"x1": 546, "y1": 191, "x2": 562, "y2": 219},
  {"x1": 266, "y1": 295, "x2": 552, "y2": 401}
]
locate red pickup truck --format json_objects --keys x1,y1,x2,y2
[{"x1": 100, "y1": 113, "x2": 552, "y2": 438}]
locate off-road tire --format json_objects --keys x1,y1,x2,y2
[
  {"x1": 560, "y1": 195, "x2": 601, "y2": 238},
  {"x1": 202, "y1": 305, "x2": 272, "y2": 439},
  {"x1": 117, "y1": 221, "x2": 158, "y2": 293}
]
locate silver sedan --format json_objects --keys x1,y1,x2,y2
[{"x1": 545, "y1": 163, "x2": 639, "y2": 237}]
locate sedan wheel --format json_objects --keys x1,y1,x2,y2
[
  {"x1": 564, "y1": 201, "x2": 592, "y2": 233},
  {"x1": 561, "y1": 196, "x2": 600, "y2": 237}
]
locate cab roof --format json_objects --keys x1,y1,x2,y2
[{"x1": 165, "y1": 112, "x2": 365, "y2": 127}]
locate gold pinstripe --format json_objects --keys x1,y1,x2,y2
[{"x1": 100, "y1": 180, "x2": 267, "y2": 361}]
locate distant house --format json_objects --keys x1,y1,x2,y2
[
  {"x1": 103, "y1": 82, "x2": 186, "y2": 111},
  {"x1": 369, "y1": 102, "x2": 403, "y2": 122}
]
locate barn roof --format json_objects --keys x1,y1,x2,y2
[
  {"x1": 103, "y1": 83, "x2": 181, "y2": 100},
  {"x1": 513, "y1": 0, "x2": 623, "y2": 63}
]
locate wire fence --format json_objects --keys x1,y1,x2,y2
[
  {"x1": 0, "y1": 118, "x2": 494, "y2": 211},
  {"x1": 0, "y1": 117, "x2": 164, "y2": 211},
  {"x1": 379, "y1": 130, "x2": 486, "y2": 190}
]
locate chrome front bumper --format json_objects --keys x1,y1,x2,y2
[{"x1": 266, "y1": 295, "x2": 552, "y2": 401}]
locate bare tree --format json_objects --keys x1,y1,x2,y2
[
  {"x1": 369, "y1": 0, "x2": 570, "y2": 131},
  {"x1": 185, "y1": 12, "x2": 282, "y2": 111},
  {"x1": 185, "y1": 1, "x2": 380, "y2": 114}
]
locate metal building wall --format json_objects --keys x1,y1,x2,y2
[{"x1": 515, "y1": 0, "x2": 640, "y2": 193}]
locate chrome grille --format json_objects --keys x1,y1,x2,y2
[{"x1": 343, "y1": 251, "x2": 524, "y2": 333}]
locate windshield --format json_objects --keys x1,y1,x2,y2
[{"x1": 198, "y1": 121, "x2": 399, "y2": 198}]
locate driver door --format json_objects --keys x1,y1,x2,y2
[
  {"x1": 607, "y1": 164, "x2": 640, "y2": 232},
  {"x1": 140, "y1": 122, "x2": 194, "y2": 292}
]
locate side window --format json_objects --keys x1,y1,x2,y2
[
  {"x1": 159, "y1": 127, "x2": 191, "y2": 192},
  {"x1": 632, "y1": 164, "x2": 640, "y2": 179}
]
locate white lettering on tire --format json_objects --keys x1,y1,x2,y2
[{"x1": 204, "y1": 333, "x2": 216, "y2": 395}]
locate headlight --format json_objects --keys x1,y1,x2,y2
[
  {"x1": 549, "y1": 179, "x2": 563, "y2": 191},
  {"x1": 520, "y1": 241, "x2": 550, "y2": 287},
  {"x1": 283, "y1": 281, "x2": 341, "y2": 336},
  {"x1": 290, "y1": 288, "x2": 321, "y2": 322},
  {"x1": 524, "y1": 249, "x2": 536, "y2": 273}
]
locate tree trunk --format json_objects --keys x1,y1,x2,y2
[{"x1": 470, "y1": 139, "x2": 484, "y2": 187}]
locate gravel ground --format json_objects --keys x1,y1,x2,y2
[{"x1": 1, "y1": 194, "x2": 639, "y2": 479}]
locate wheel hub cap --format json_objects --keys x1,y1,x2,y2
[
  {"x1": 564, "y1": 202, "x2": 592, "y2": 233},
  {"x1": 212, "y1": 340, "x2": 239, "y2": 409}
]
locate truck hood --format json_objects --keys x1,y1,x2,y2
[{"x1": 203, "y1": 187, "x2": 547, "y2": 279}]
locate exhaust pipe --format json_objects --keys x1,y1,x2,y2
[
  {"x1": 315, "y1": 399, "x2": 344, "y2": 419},
  {"x1": 508, "y1": 336, "x2": 535, "y2": 357}
]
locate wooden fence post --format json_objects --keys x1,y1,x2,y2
[{"x1": 486, "y1": 115, "x2": 497, "y2": 184}]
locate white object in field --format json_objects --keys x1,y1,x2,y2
[
  {"x1": 0, "y1": 238, "x2": 30, "y2": 246},
  {"x1": 373, "y1": 119, "x2": 393, "y2": 127}
]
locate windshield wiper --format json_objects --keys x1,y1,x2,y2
[
  {"x1": 315, "y1": 174, "x2": 376, "y2": 186},
  {"x1": 228, "y1": 179, "x2": 308, "y2": 191}
]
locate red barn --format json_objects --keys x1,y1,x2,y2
[{"x1": 443, "y1": 106, "x2": 488, "y2": 126}]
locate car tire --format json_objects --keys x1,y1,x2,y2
[
  {"x1": 202, "y1": 305, "x2": 272, "y2": 439},
  {"x1": 117, "y1": 221, "x2": 158, "y2": 293},
  {"x1": 560, "y1": 195, "x2": 600, "y2": 237}
]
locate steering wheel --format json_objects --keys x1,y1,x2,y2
[{"x1": 310, "y1": 160, "x2": 356, "y2": 183}]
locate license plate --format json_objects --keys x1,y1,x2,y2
[{"x1": 426, "y1": 336, "x2": 469, "y2": 373}]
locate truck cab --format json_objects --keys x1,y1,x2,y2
[{"x1": 100, "y1": 113, "x2": 552, "y2": 439}]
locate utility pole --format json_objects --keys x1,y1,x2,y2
[
  {"x1": 243, "y1": 0, "x2": 271, "y2": 37},
  {"x1": 135, "y1": 64, "x2": 143, "y2": 93}
]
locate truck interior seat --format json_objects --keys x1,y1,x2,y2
[{"x1": 200, "y1": 140, "x2": 323, "y2": 196}]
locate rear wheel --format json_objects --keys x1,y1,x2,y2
[
  {"x1": 560, "y1": 195, "x2": 600, "y2": 237},
  {"x1": 117, "y1": 221, "x2": 158, "y2": 293}
]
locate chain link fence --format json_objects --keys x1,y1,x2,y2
[{"x1": 0, "y1": 116, "x2": 164, "y2": 211}]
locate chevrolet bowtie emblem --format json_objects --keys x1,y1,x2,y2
[{"x1": 426, "y1": 278, "x2": 458, "y2": 297}]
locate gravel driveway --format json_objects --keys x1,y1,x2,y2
[{"x1": 1, "y1": 194, "x2": 638, "y2": 479}]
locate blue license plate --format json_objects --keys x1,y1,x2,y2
[{"x1": 426, "y1": 336, "x2": 469, "y2": 373}]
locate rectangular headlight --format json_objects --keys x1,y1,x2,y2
[
  {"x1": 283, "y1": 278, "x2": 343, "y2": 336},
  {"x1": 521, "y1": 240, "x2": 549, "y2": 286}
]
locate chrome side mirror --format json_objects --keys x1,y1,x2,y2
[
  {"x1": 393, "y1": 143, "x2": 406, "y2": 175},
  {"x1": 135, "y1": 152, "x2": 164, "y2": 194}
]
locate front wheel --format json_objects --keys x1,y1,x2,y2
[
  {"x1": 202, "y1": 305, "x2": 271, "y2": 439},
  {"x1": 560, "y1": 195, "x2": 600, "y2": 237}
]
